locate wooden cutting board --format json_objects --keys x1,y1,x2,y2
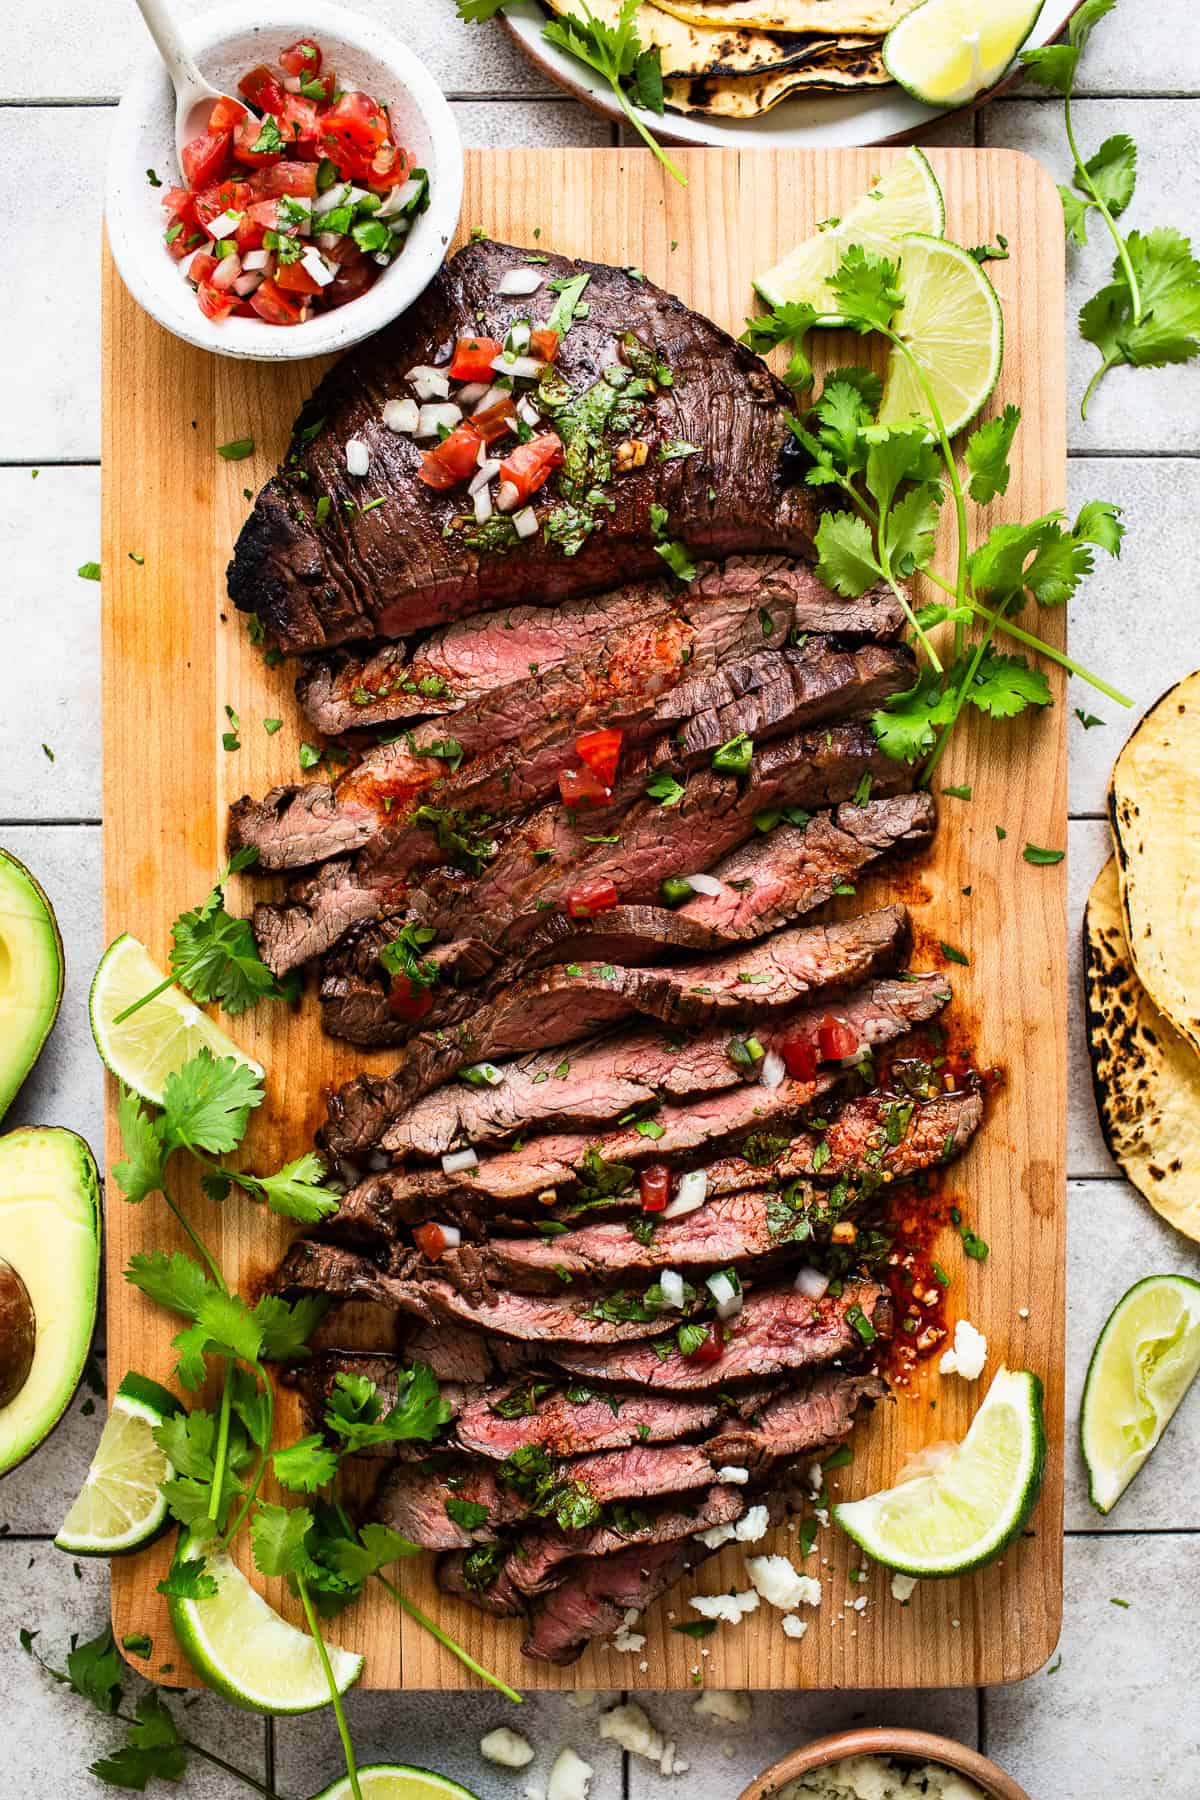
[{"x1": 102, "y1": 146, "x2": 1066, "y2": 1692}]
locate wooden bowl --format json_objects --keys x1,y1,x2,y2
[{"x1": 739, "y1": 1727, "x2": 1032, "y2": 1800}]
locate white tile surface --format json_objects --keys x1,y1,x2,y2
[{"x1": 1010, "y1": 0, "x2": 1200, "y2": 98}]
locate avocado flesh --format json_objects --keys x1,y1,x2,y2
[
  {"x1": 0, "y1": 851, "x2": 65, "y2": 1124},
  {"x1": 0, "y1": 1128, "x2": 100, "y2": 1478}
]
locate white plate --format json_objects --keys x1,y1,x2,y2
[{"x1": 501, "y1": 0, "x2": 1079, "y2": 150}]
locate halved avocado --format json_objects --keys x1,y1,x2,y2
[
  {"x1": 0, "y1": 1127, "x2": 101, "y2": 1478},
  {"x1": 0, "y1": 851, "x2": 65, "y2": 1124}
]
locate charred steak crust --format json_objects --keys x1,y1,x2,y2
[{"x1": 227, "y1": 243, "x2": 820, "y2": 654}]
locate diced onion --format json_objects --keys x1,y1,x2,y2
[
  {"x1": 707, "y1": 1271, "x2": 743, "y2": 1320},
  {"x1": 434, "y1": 1222, "x2": 462, "y2": 1249},
  {"x1": 759, "y1": 1049, "x2": 786, "y2": 1090},
  {"x1": 441, "y1": 1147, "x2": 479, "y2": 1175},
  {"x1": 414, "y1": 402, "x2": 463, "y2": 439},
  {"x1": 476, "y1": 436, "x2": 490, "y2": 467},
  {"x1": 456, "y1": 381, "x2": 489, "y2": 406},
  {"x1": 496, "y1": 481, "x2": 520, "y2": 513},
  {"x1": 471, "y1": 383, "x2": 508, "y2": 415},
  {"x1": 512, "y1": 507, "x2": 538, "y2": 539},
  {"x1": 463, "y1": 1062, "x2": 503, "y2": 1087},
  {"x1": 490, "y1": 353, "x2": 546, "y2": 380},
  {"x1": 345, "y1": 438, "x2": 370, "y2": 477},
  {"x1": 407, "y1": 365, "x2": 451, "y2": 402},
  {"x1": 241, "y1": 248, "x2": 271, "y2": 272},
  {"x1": 282, "y1": 73, "x2": 303, "y2": 93},
  {"x1": 210, "y1": 252, "x2": 243, "y2": 292},
  {"x1": 684, "y1": 873, "x2": 723, "y2": 898},
  {"x1": 660, "y1": 1269, "x2": 686, "y2": 1311},
  {"x1": 300, "y1": 246, "x2": 335, "y2": 288},
  {"x1": 469, "y1": 458, "x2": 501, "y2": 497},
  {"x1": 663, "y1": 1170, "x2": 707, "y2": 1219},
  {"x1": 232, "y1": 270, "x2": 264, "y2": 297},
  {"x1": 517, "y1": 396, "x2": 541, "y2": 427},
  {"x1": 207, "y1": 209, "x2": 242, "y2": 240},
  {"x1": 795, "y1": 1266, "x2": 829, "y2": 1300},
  {"x1": 498, "y1": 267, "x2": 545, "y2": 297},
  {"x1": 473, "y1": 485, "x2": 493, "y2": 525},
  {"x1": 377, "y1": 175, "x2": 425, "y2": 219},
  {"x1": 316, "y1": 230, "x2": 342, "y2": 252},
  {"x1": 382, "y1": 397, "x2": 420, "y2": 434},
  {"x1": 506, "y1": 321, "x2": 532, "y2": 353}
]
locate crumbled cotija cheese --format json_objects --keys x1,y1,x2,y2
[
  {"x1": 598, "y1": 1700, "x2": 687, "y2": 1777},
  {"x1": 777, "y1": 1755, "x2": 987, "y2": 1799},
  {"x1": 697, "y1": 1501, "x2": 771, "y2": 1550},
  {"x1": 480, "y1": 1727, "x2": 535, "y2": 1769},
  {"x1": 689, "y1": 1588, "x2": 759, "y2": 1624},
  {"x1": 715, "y1": 1464, "x2": 750, "y2": 1484},
  {"x1": 781, "y1": 1614, "x2": 808, "y2": 1640},
  {"x1": 547, "y1": 1746, "x2": 593, "y2": 1800},
  {"x1": 744, "y1": 1554, "x2": 822, "y2": 1611},
  {"x1": 939, "y1": 1318, "x2": 988, "y2": 1380},
  {"x1": 692, "y1": 1689, "x2": 751, "y2": 1725},
  {"x1": 891, "y1": 1572, "x2": 918, "y2": 1602},
  {"x1": 608, "y1": 1607, "x2": 645, "y2": 1655}
]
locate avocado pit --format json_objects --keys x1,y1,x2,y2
[{"x1": 0, "y1": 1256, "x2": 35, "y2": 1407}]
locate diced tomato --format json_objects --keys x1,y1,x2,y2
[
  {"x1": 165, "y1": 222, "x2": 199, "y2": 261},
  {"x1": 249, "y1": 160, "x2": 319, "y2": 199},
  {"x1": 325, "y1": 260, "x2": 377, "y2": 309},
  {"x1": 386, "y1": 973, "x2": 435, "y2": 1021},
  {"x1": 530, "y1": 327, "x2": 560, "y2": 363},
  {"x1": 639, "y1": 1165, "x2": 670, "y2": 1214},
  {"x1": 449, "y1": 335, "x2": 503, "y2": 383},
  {"x1": 781, "y1": 1037, "x2": 819, "y2": 1083},
  {"x1": 368, "y1": 139, "x2": 411, "y2": 190},
  {"x1": 193, "y1": 177, "x2": 251, "y2": 230},
  {"x1": 185, "y1": 250, "x2": 218, "y2": 288},
  {"x1": 181, "y1": 128, "x2": 232, "y2": 190},
  {"x1": 279, "y1": 36, "x2": 321, "y2": 75},
  {"x1": 163, "y1": 185, "x2": 198, "y2": 226},
  {"x1": 278, "y1": 94, "x2": 323, "y2": 158},
  {"x1": 239, "y1": 63, "x2": 286, "y2": 114},
  {"x1": 817, "y1": 1015, "x2": 859, "y2": 1061},
  {"x1": 235, "y1": 213, "x2": 267, "y2": 254},
  {"x1": 416, "y1": 423, "x2": 484, "y2": 491},
  {"x1": 498, "y1": 433, "x2": 564, "y2": 505},
  {"x1": 415, "y1": 453, "x2": 458, "y2": 492},
  {"x1": 232, "y1": 111, "x2": 283, "y2": 168},
  {"x1": 320, "y1": 90, "x2": 390, "y2": 177},
  {"x1": 576, "y1": 728, "x2": 622, "y2": 789},
  {"x1": 249, "y1": 276, "x2": 304, "y2": 326},
  {"x1": 208, "y1": 95, "x2": 248, "y2": 133},
  {"x1": 564, "y1": 878, "x2": 619, "y2": 919},
  {"x1": 245, "y1": 198, "x2": 281, "y2": 229},
  {"x1": 558, "y1": 765, "x2": 612, "y2": 808},
  {"x1": 196, "y1": 279, "x2": 236, "y2": 322},
  {"x1": 412, "y1": 1221, "x2": 448, "y2": 1261},
  {"x1": 683, "y1": 1323, "x2": 724, "y2": 1364},
  {"x1": 470, "y1": 396, "x2": 517, "y2": 445},
  {"x1": 274, "y1": 257, "x2": 323, "y2": 296}
]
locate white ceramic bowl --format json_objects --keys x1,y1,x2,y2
[{"x1": 105, "y1": 0, "x2": 463, "y2": 360}]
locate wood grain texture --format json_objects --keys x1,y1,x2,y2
[{"x1": 103, "y1": 146, "x2": 1066, "y2": 1692}]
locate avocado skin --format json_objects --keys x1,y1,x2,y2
[{"x1": 0, "y1": 851, "x2": 65, "y2": 1125}]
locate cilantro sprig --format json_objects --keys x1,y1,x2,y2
[{"x1": 1021, "y1": 0, "x2": 1200, "y2": 417}]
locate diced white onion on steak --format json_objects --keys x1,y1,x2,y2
[
  {"x1": 684, "y1": 872, "x2": 722, "y2": 897},
  {"x1": 496, "y1": 481, "x2": 520, "y2": 513},
  {"x1": 463, "y1": 1062, "x2": 503, "y2": 1086},
  {"x1": 512, "y1": 507, "x2": 538, "y2": 539},
  {"x1": 433, "y1": 1222, "x2": 462, "y2": 1249},
  {"x1": 207, "y1": 209, "x2": 242, "y2": 240},
  {"x1": 300, "y1": 247, "x2": 335, "y2": 288},
  {"x1": 707, "y1": 1271, "x2": 743, "y2": 1320},
  {"x1": 414, "y1": 402, "x2": 463, "y2": 439},
  {"x1": 506, "y1": 322, "x2": 532, "y2": 354},
  {"x1": 663, "y1": 1170, "x2": 707, "y2": 1219},
  {"x1": 659, "y1": 1269, "x2": 686, "y2": 1311},
  {"x1": 497, "y1": 267, "x2": 545, "y2": 297},
  {"x1": 473, "y1": 485, "x2": 493, "y2": 525},
  {"x1": 759, "y1": 1049, "x2": 786, "y2": 1090},
  {"x1": 345, "y1": 437, "x2": 370, "y2": 477},
  {"x1": 794, "y1": 1266, "x2": 829, "y2": 1300},
  {"x1": 469, "y1": 459, "x2": 501, "y2": 497},
  {"x1": 407, "y1": 365, "x2": 451, "y2": 401},
  {"x1": 241, "y1": 248, "x2": 271, "y2": 272},
  {"x1": 490, "y1": 353, "x2": 546, "y2": 380},
  {"x1": 441, "y1": 1147, "x2": 479, "y2": 1175},
  {"x1": 382, "y1": 396, "x2": 420, "y2": 434},
  {"x1": 517, "y1": 396, "x2": 541, "y2": 427},
  {"x1": 232, "y1": 271, "x2": 264, "y2": 297},
  {"x1": 455, "y1": 382, "x2": 489, "y2": 406}
]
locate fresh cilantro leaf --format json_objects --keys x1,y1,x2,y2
[
  {"x1": 78, "y1": 562, "x2": 101, "y2": 581},
  {"x1": 826, "y1": 243, "x2": 903, "y2": 335},
  {"x1": 964, "y1": 404, "x2": 1021, "y2": 504},
  {"x1": 1019, "y1": 40, "x2": 1080, "y2": 95},
  {"x1": 160, "y1": 1050, "x2": 263, "y2": 1157},
  {"x1": 863, "y1": 423, "x2": 940, "y2": 511},
  {"x1": 965, "y1": 653, "x2": 1052, "y2": 719},
  {"x1": 324, "y1": 1521, "x2": 419, "y2": 1584},
  {"x1": 112, "y1": 1089, "x2": 167, "y2": 1204},
  {"x1": 169, "y1": 877, "x2": 282, "y2": 1016},
  {"x1": 1073, "y1": 498, "x2": 1125, "y2": 556},
  {"x1": 250, "y1": 1151, "x2": 338, "y2": 1224},
  {"x1": 156, "y1": 1555, "x2": 218, "y2": 1601},
  {"x1": 882, "y1": 484, "x2": 942, "y2": 578},
  {"x1": 195, "y1": 1290, "x2": 263, "y2": 1365},
  {"x1": 230, "y1": 1364, "x2": 271, "y2": 1449},
  {"x1": 646, "y1": 771, "x2": 685, "y2": 807},
  {"x1": 655, "y1": 539, "x2": 697, "y2": 583},
  {"x1": 120, "y1": 1634, "x2": 153, "y2": 1658},
  {"x1": 538, "y1": 0, "x2": 683, "y2": 183},
  {"x1": 217, "y1": 438, "x2": 255, "y2": 461},
  {"x1": 1023, "y1": 843, "x2": 1065, "y2": 865},
  {"x1": 871, "y1": 667, "x2": 954, "y2": 764},
  {"x1": 1075, "y1": 707, "x2": 1105, "y2": 729},
  {"x1": 153, "y1": 1409, "x2": 217, "y2": 1482},
  {"x1": 1078, "y1": 134, "x2": 1136, "y2": 220},
  {"x1": 171, "y1": 1322, "x2": 214, "y2": 1391},
  {"x1": 66, "y1": 1629, "x2": 124, "y2": 1714},
  {"x1": 325, "y1": 1364, "x2": 450, "y2": 1452},
  {"x1": 1118, "y1": 227, "x2": 1200, "y2": 366},
  {"x1": 251, "y1": 1502, "x2": 314, "y2": 1579},
  {"x1": 1059, "y1": 183, "x2": 1092, "y2": 248},
  {"x1": 544, "y1": 271, "x2": 591, "y2": 338},
  {"x1": 273, "y1": 1434, "x2": 341, "y2": 1493},
  {"x1": 91, "y1": 1694, "x2": 187, "y2": 1789},
  {"x1": 124, "y1": 1249, "x2": 213, "y2": 1321},
  {"x1": 815, "y1": 511, "x2": 881, "y2": 597},
  {"x1": 740, "y1": 302, "x2": 818, "y2": 389},
  {"x1": 253, "y1": 1293, "x2": 329, "y2": 1362},
  {"x1": 445, "y1": 1497, "x2": 490, "y2": 1530}
]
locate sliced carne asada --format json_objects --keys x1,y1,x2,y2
[
  {"x1": 285, "y1": 1349, "x2": 440, "y2": 1459},
  {"x1": 520, "y1": 1532, "x2": 715, "y2": 1664},
  {"x1": 550, "y1": 1279, "x2": 892, "y2": 1391},
  {"x1": 367, "y1": 1274, "x2": 711, "y2": 1346},
  {"x1": 454, "y1": 1384, "x2": 725, "y2": 1462},
  {"x1": 326, "y1": 900, "x2": 910, "y2": 1063},
  {"x1": 704, "y1": 1370, "x2": 887, "y2": 1473},
  {"x1": 227, "y1": 243, "x2": 822, "y2": 655},
  {"x1": 372, "y1": 1458, "x2": 524, "y2": 1550}
]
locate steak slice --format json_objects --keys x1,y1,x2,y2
[
  {"x1": 297, "y1": 554, "x2": 906, "y2": 736},
  {"x1": 454, "y1": 1384, "x2": 723, "y2": 1461},
  {"x1": 704, "y1": 1370, "x2": 887, "y2": 1473},
  {"x1": 522, "y1": 1533, "x2": 713, "y2": 1664},
  {"x1": 227, "y1": 242, "x2": 819, "y2": 654},
  {"x1": 371, "y1": 1275, "x2": 710, "y2": 1346},
  {"x1": 551, "y1": 1279, "x2": 892, "y2": 1391}
]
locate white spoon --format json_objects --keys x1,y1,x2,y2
[{"x1": 132, "y1": 0, "x2": 243, "y2": 164}]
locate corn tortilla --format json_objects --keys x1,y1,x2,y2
[
  {"x1": 664, "y1": 48, "x2": 888, "y2": 112},
  {"x1": 1083, "y1": 858, "x2": 1200, "y2": 1245},
  {"x1": 649, "y1": 0, "x2": 919, "y2": 36},
  {"x1": 543, "y1": 0, "x2": 848, "y2": 77}
]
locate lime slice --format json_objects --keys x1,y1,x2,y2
[
  {"x1": 168, "y1": 1528, "x2": 364, "y2": 1714},
  {"x1": 877, "y1": 233, "x2": 1003, "y2": 437},
  {"x1": 310, "y1": 1768, "x2": 482, "y2": 1800},
  {"x1": 90, "y1": 933, "x2": 263, "y2": 1105},
  {"x1": 884, "y1": 0, "x2": 1046, "y2": 108},
  {"x1": 754, "y1": 147, "x2": 944, "y2": 323},
  {"x1": 1081, "y1": 1274, "x2": 1200, "y2": 1514},
  {"x1": 55, "y1": 1372, "x2": 182, "y2": 1556},
  {"x1": 834, "y1": 1366, "x2": 1046, "y2": 1576}
]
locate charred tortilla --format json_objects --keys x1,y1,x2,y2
[
  {"x1": 1084, "y1": 858, "x2": 1200, "y2": 1244},
  {"x1": 649, "y1": 0, "x2": 918, "y2": 34},
  {"x1": 1109, "y1": 670, "x2": 1200, "y2": 1060},
  {"x1": 543, "y1": 0, "x2": 846, "y2": 77},
  {"x1": 665, "y1": 42, "x2": 886, "y2": 111}
]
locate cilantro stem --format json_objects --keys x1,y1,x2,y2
[
  {"x1": 208, "y1": 1363, "x2": 234, "y2": 1526},
  {"x1": 108, "y1": 1715, "x2": 283, "y2": 1798},
  {"x1": 921, "y1": 598, "x2": 1003, "y2": 784},
  {"x1": 1064, "y1": 88, "x2": 1144, "y2": 385},
  {"x1": 113, "y1": 975, "x2": 173, "y2": 1025},
  {"x1": 161, "y1": 1190, "x2": 227, "y2": 1292},
  {"x1": 373, "y1": 1572, "x2": 524, "y2": 1705},
  {"x1": 884, "y1": 573, "x2": 943, "y2": 674},
  {"x1": 614, "y1": 82, "x2": 686, "y2": 186},
  {"x1": 221, "y1": 1362, "x2": 275, "y2": 1550},
  {"x1": 296, "y1": 1575, "x2": 363, "y2": 1800}
]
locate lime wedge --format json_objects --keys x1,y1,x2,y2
[
  {"x1": 754, "y1": 147, "x2": 944, "y2": 323},
  {"x1": 884, "y1": 0, "x2": 1046, "y2": 108},
  {"x1": 834, "y1": 1366, "x2": 1046, "y2": 1576},
  {"x1": 1081, "y1": 1274, "x2": 1200, "y2": 1514},
  {"x1": 55, "y1": 1372, "x2": 182, "y2": 1556},
  {"x1": 168, "y1": 1528, "x2": 363, "y2": 1714},
  {"x1": 90, "y1": 933, "x2": 263, "y2": 1105},
  {"x1": 877, "y1": 233, "x2": 1003, "y2": 436},
  {"x1": 310, "y1": 1769, "x2": 482, "y2": 1800}
]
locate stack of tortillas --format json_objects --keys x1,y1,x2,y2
[
  {"x1": 543, "y1": 0, "x2": 922, "y2": 117},
  {"x1": 1084, "y1": 670, "x2": 1200, "y2": 1243}
]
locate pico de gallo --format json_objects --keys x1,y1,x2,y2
[{"x1": 161, "y1": 37, "x2": 430, "y2": 325}]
